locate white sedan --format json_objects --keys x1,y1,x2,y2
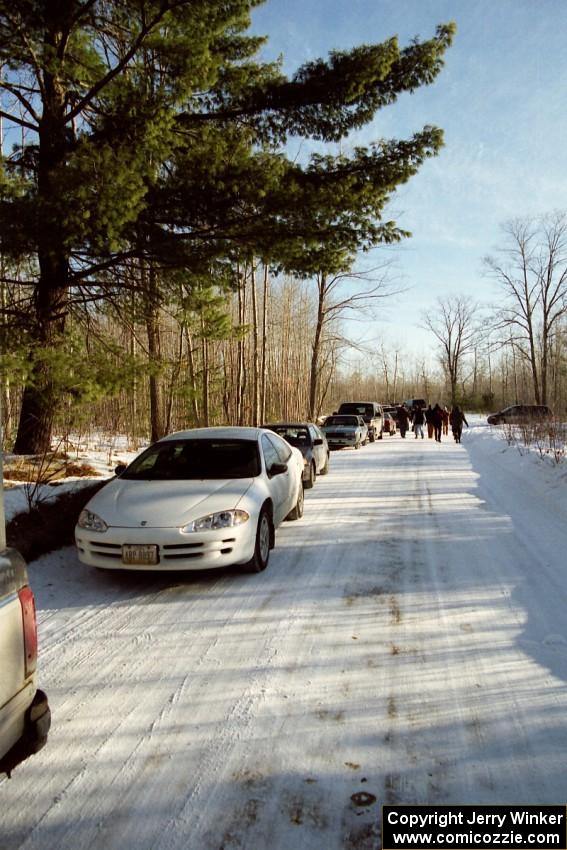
[{"x1": 75, "y1": 427, "x2": 304, "y2": 574}]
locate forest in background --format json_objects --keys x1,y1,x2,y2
[{"x1": 3, "y1": 224, "x2": 567, "y2": 452}]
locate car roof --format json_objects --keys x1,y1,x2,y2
[
  {"x1": 160, "y1": 426, "x2": 263, "y2": 442},
  {"x1": 339, "y1": 401, "x2": 379, "y2": 406},
  {"x1": 264, "y1": 422, "x2": 312, "y2": 428}
]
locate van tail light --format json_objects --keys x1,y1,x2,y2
[{"x1": 18, "y1": 586, "x2": 38, "y2": 677}]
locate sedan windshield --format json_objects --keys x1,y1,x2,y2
[{"x1": 121, "y1": 439, "x2": 261, "y2": 480}]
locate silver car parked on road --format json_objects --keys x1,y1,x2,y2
[{"x1": 321, "y1": 415, "x2": 366, "y2": 450}]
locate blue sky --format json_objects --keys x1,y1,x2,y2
[{"x1": 250, "y1": 0, "x2": 567, "y2": 361}]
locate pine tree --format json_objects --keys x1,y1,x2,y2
[{"x1": 0, "y1": 2, "x2": 455, "y2": 451}]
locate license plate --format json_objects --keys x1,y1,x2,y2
[{"x1": 122, "y1": 544, "x2": 159, "y2": 565}]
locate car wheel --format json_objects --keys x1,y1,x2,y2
[
  {"x1": 242, "y1": 509, "x2": 271, "y2": 573},
  {"x1": 286, "y1": 483, "x2": 304, "y2": 520},
  {"x1": 354, "y1": 440, "x2": 360, "y2": 450},
  {"x1": 305, "y1": 462, "x2": 315, "y2": 489},
  {"x1": 320, "y1": 454, "x2": 329, "y2": 475}
]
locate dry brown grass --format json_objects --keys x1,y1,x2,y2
[{"x1": 3, "y1": 458, "x2": 98, "y2": 483}]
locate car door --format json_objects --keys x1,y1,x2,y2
[{"x1": 261, "y1": 433, "x2": 291, "y2": 525}]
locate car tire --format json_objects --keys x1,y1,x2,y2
[
  {"x1": 354, "y1": 440, "x2": 360, "y2": 450},
  {"x1": 320, "y1": 454, "x2": 329, "y2": 475},
  {"x1": 369, "y1": 431, "x2": 375, "y2": 443},
  {"x1": 305, "y1": 462, "x2": 316, "y2": 489},
  {"x1": 286, "y1": 483, "x2": 304, "y2": 520},
  {"x1": 242, "y1": 509, "x2": 271, "y2": 573}
]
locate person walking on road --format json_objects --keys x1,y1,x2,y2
[
  {"x1": 396, "y1": 405, "x2": 410, "y2": 439},
  {"x1": 432, "y1": 403, "x2": 443, "y2": 442},
  {"x1": 441, "y1": 405, "x2": 450, "y2": 436},
  {"x1": 425, "y1": 404, "x2": 435, "y2": 439},
  {"x1": 450, "y1": 405, "x2": 469, "y2": 443},
  {"x1": 412, "y1": 405, "x2": 425, "y2": 439}
]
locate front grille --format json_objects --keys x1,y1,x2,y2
[
  {"x1": 161, "y1": 538, "x2": 236, "y2": 560},
  {"x1": 85, "y1": 536, "x2": 238, "y2": 562}
]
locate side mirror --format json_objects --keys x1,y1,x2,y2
[
  {"x1": 269, "y1": 462, "x2": 287, "y2": 476},
  {"x1": 115, "y1": 464, "x2": 127, "y2": 476},
  {"x1": 313, "y1": 438, "x2": 323, "y2": 446}
]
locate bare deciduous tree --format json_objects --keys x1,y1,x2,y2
[
  {"x1": 309, "y1": 264, "x2": 395, "y2": 420},
  {"x1": 422, "y1": 295, "x2": 479, "y2": 405},
  {"x1": 484, "y1": 213, "x2": 567, "y2": 405}
]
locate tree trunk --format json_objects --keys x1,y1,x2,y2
[
  {"x1": 309, "y1": 274, "x2": 327, "y2": 420},
  {"x1": 165, "y1": 325, "x2": 184, "y2": 434},
  {"x1": 201, "y1": 314, "x2": 210, "y2": 426},
  {"x1": 251, "y1": 261, "x2": 260, "y2": 426},
  {"x1": 183, "y1": 326, "x2": 200, "y2": 424},
  {"x1": 143, "y1": 262, "x2": 165, "y2": 443},
  {"x1": 260, "y1": 264, "x2": 269, "y2": 423},
  {"x1": 13, "y1": 52, "x2": 70, "y2": 455},
  {"x1": 0, "y1": 274, "x2": 12, "y2": 445},
  {"x1": 13, "y1": 282, "x2": 68, "y2": 455},
  {"x1": 236, "y1": 267, "x2": 247, "y2": 425}
]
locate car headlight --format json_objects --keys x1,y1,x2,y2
[
  {"x1": 78, "y1": 509, "x2": 108, "y2": 532},
  {"x1": 182, "y1": 510, "x2": 250, "y2": 532}
]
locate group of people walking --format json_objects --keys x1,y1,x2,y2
[{"x1": 395, "y1": 403, "x2": 468, "y2": 443}]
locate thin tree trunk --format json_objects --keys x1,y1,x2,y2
[
  {"x1": 309, "y1": 274, "x2": 327, "y2": 420},
  {"x1": 144, "y1": 261, "x2": 165, "y2": 443},
  {"x1": 260, "y1": 264, "x2": 269, "y2": 423},
  {"x1": 236, "y1": 264, "x2": 247, "y2": 425},
  {"x1": 201, "y1": 313, "x2": 209, "y2": 426},
  {"x1": 183, "y1": 326, "x2": 200, "y2": 424},
  {"x1": 251, "y1": 260, "x2": 260, "y2": 425},
  {"x1": 165, "y1": 324, "x2": 184, "y2": 433}
]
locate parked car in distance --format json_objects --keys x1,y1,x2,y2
[
  {"x1": 335, "y1": 401, "x2": 384, "y2": 441},
  {"x1": 262, "y1": 422, "x2": 329, "y2": 488},
  {"x1": 382, "y1": 404, "x2": 399, "y2": 423},
  {"x1": 383, "y1": 411, "x2": 397, "y2": 436},
  {"x1": 75, "y1": 427, "x2": 305, "y2": 575},
  {"x1": 0, "y1": 548, "x2": 51, "y2": 778},
  {"x1": 403, "y1": 398, "x2": 427, "y2": 412},
  {"x1": 487, "y1": 404, "x2": 553, "y2": 425},
  {"x1": 321, "y1": 415, "x2": 366, "y2": 450}
]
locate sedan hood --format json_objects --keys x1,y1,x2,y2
[{"x1": 86, "y1": 478, "x2": 254, "y2": 528}]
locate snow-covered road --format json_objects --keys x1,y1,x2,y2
[{"x1": 2, "y1": 424, "x2": 567, "y2": 850}]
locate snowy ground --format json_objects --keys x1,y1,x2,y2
[{"x1": 2, "y1": 419, "x2": 567, "y2": 849}]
